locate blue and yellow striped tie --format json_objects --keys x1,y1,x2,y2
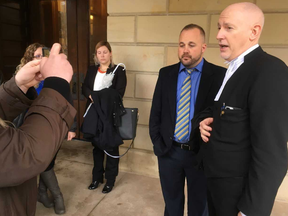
[{"x1": 174, "y1": 69, "x2": 193, "y2": 141}]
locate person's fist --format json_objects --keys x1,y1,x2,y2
[
  {"x1": 40, "y1": 43, "x2": 73, "y2": 83},
  {"x1": 15, "y1": 60, "x2": 42, "y2": 93}
]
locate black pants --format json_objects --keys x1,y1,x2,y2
[
  {"x1": 92, "y1": 144, "x2": 119, "y2": 185},
  {"x1": 207, "y1": 177, "x2": 246, "y2": 216},
  {"x1": 158, "y1": 145, "x2": 208, "y2": 216}
]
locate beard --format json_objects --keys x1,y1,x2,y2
[{"x1": 179, "y1": 54, "x2": 202, "y2": 68}]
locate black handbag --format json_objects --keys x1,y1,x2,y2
[
  {"x1": 118, "y1": 108, "x2": 138, "y2": 140},
  {"x1": 104, "y1": 107, "x2": 138, "y2": 158}
]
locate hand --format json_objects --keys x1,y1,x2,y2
[
  {"x1": 40, "y1": 43, "x2": 73, "y2": 83},
  {"x1": 238, "y1": 212, "x2": 243, "y2": 216},
  {"x1": 199, "y1": 117, "x2": 213, "y2": 142},
  {"x1": 89, "y1": 95, "x2": 93, "y2": 103},
  {"x1": 15, "y1": 60, "x2": 43, "y2": 93},
  {"x1": 67, "y1": 132, "x2": 76, "y2": 141}
]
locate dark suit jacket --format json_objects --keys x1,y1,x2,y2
[
  {"x1": 203, "y1": 47, "x2": 288, "y2": 216},
  {"x1": 149, "y1": 59, "x2": 225, "y2": 157},
  {"x1": 82, "y1": 64, "x2": 127, "y2": 109}
]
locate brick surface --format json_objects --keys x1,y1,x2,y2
[
  {"x1": 108, "y1": 16, "x2": 135, "y2": 42},
  {"x1": 169, "y1": 0, "x2": 253, "y2": 12},
  {"x1": 135, "y1": 74, "x2": 158, "y2": 99},
  {"x1": 108, "y1": 0, "x2": 166, "y2": 14},
  {"x1": 137, "y1": 15, "x2": 208, "y2": 43},
  {"x1": 112, "y1": 45, "x2": 165, "y2": 72}
]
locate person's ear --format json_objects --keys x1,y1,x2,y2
[
  {"x1": 202, "y1": 43, "x2": 207, "y2": 53},
  {"x1": 250, "y1": 24, "x2": 262, "y2": 41}
]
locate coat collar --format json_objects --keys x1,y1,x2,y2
[{"x1": 168, "y1": 63, "x2": 180, "y2": 125}]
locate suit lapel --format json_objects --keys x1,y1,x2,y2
[
  {"x1": 219, "y1": 47, "x2": 263, "y2": 101},
  {"x1": 168, "y1": 63, "x2": 180, "y2": 126},
  {"x1": 194, "y1": 60, "x2": 214, "y2": 114}
]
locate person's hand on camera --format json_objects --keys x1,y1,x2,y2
[
  {"x1": 15, "y1": 60, "x2": 43, "y2": 93},
  {"x1": 40, "y1": 43, "x2": 73, "y2": 83}
]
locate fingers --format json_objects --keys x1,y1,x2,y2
[
  {"x1": 67, "y1": 132, "x2": 76, "y2": 141},
  {"x1": 201, "y1": 134, "x2": 209, "y2": 143},
  {"x1": 21, "y1": 59, "x2": 41, "y2": 74},
  {"x1": 39, "y1": 44, "x2": 72, "y2": 83},
  {"x1": 35, "y1": 72, "x2": 44, "y2": 82},
  {"x1": 59, "y1": 53, "x2": 67, "y2": 59},
  {"x1": 40, "y1": 57, "x2": 48, "y2": 71},
  {"x1": 89, "y1": 95, "x2": 94, "y2": 103},
  {"x1": 199, "y1": 117, "x2": 213, "y2": 143},
  {"x1": 15, "y1": 59, "x2": 41, "y2": 90},
  {"x1": 23, "y1": 59, "x2": 41, "y2": 68},
  {"x1": 49, "y1": 43, "x2": 61, "y2": 56}
]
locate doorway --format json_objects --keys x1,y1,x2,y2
[
  {"x1": 67, "y1": 0, "x2": 107, "y2": 138},
  {"x1": 0, "y1": 0, "x2": 107, "y2": 138}
]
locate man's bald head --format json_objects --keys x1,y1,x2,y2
[
  {"x1": 216, "y1": 2, "x2": 265, "y2": 61},
  {"x1": 223, "y1": 2, "x2": 265, "y2": 33}
]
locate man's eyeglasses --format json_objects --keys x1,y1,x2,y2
[{"x1": 34, "y1": 54, "x2": 43, "y2": 60}]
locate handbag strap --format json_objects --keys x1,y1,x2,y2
[{"x1": 104, "y1": 139, "x2": 134, "y2": 159}]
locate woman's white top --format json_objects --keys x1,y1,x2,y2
[{"x1": 93, "y1": 70, "x2": 106, "y2": 91}]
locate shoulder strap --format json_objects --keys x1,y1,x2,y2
[{"x1": 104, "y1": 139, "x2": 134, "y2": 159}]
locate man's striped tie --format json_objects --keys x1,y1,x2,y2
[{"x1": 174, "y1": 68, "x2": 193, "y2": 141}]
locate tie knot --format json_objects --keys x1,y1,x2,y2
[{"x1": 186, "y1": 68, "x2": 194, "y2": 74}]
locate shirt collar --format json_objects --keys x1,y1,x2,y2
[
  {"x1": 179, "y1": 58, "x2": 204, "y2": 73},
  {"x1": 225, "y1": 44, "x2": 259, "y2": 66}
]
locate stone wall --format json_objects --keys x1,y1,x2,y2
[{"x1": 107, "y1": 0, "x2": 288, "y2": 202}]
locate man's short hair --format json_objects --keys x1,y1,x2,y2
[{"x1": 180, "y1": 24, "x2": 206, "y2": 42}]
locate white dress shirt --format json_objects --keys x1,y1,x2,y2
[{"x1": 214, "y1": 44, "x2": 259, "y2": 101}]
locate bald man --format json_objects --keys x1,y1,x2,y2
[{"x1": 198, "y1": 3, "x2": 288, "y2": 216}]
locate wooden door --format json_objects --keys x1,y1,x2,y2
[
  {"x1": 0, "y1": 0, "x2": 28, "y2": 81},
  {"x1": 67, "y1": 0, "x2": 107, "y2": 138}
]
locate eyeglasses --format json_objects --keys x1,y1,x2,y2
[{"x1": 34, "y1": 54, "x2": 43, "y2": 60}]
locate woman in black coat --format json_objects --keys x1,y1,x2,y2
[{"x1": 82, "y1": 41, "x2": 127, "y2": 193}]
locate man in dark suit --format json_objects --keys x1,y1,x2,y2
[
  {"x1": 199, "y1": 3, "x2": 288, "y2": 216},
  {"x1": 149, "y1": 24, "x2": 225, "y2": 216}
]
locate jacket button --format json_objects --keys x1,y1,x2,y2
[{"x1": 169, "y1": 137, "x2": 172, "y2": 140}]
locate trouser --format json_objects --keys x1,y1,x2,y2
[
  {"x1": 92, "y1": 144, "x2": 119, "y2": 185},
  {"x1": 158, "y1": 145, "x2": 208, "y2": 216},
  {"x1": 207, "y1": 177, "x2": 246, "y2": 216}
]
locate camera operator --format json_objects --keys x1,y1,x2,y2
[{"x1": 0, "y1": 43, "x2": 76, "y2": 216}]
